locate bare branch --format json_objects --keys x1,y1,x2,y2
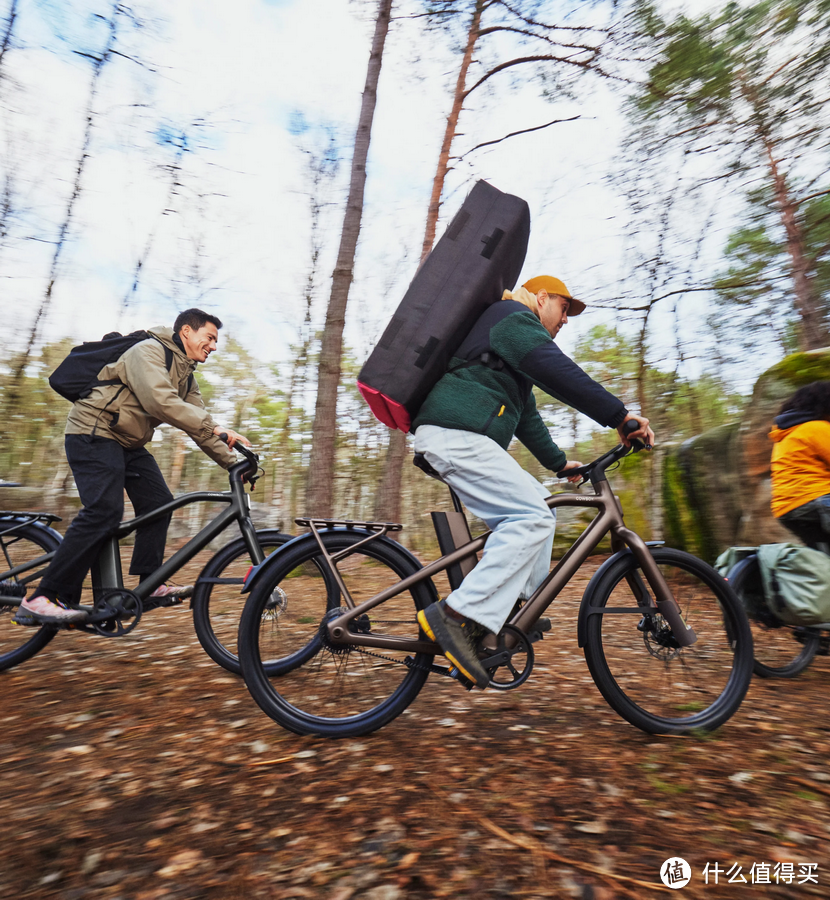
[
  {"x1": 794, "y1": 187, "x2": 830, "y2": 208},
  {"x1": 494, "y1": 0, "x2": 613, "y2": 37},
  {"x1": 0, "y1": 0, "x2": 17, "y2": 74},
  {"x1": 453, "y1": 114, "x2": 580, "y2": 159},
  {"x1": 463, "y1": 52, "x2": 621, "y2": 100}
]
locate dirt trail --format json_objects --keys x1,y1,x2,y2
[{"x1": 2, "y1": 557, "x2": 829, "y2": 899}]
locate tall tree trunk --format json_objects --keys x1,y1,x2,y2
[
  {"x1": 373, "y1": 428, "x2": 407, "y2": 522},
  {"x1": 373, "y1": 0, "x2": 484, "y2": 524},
  {"x1": 420, "y1": 0, "x2": 484, "y2": 259},
  {"x1": 0, "y1": 0, "x2": 17, "y2": 75},
  {"x1": 6, "y1": 1, "x2": 120, "y2": 413},
  {"x1": 761, "y1": 134, "x2": 828, "y2": 350},
  {"x1": 305, "y1": 0, "x2": 393, "y2": 517}
]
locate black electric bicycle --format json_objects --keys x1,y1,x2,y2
[
  {"x1": 0, "y1": 442, "x2": 290, "y2": 673},
  {"x1": 238, "y1": 429, "x2": 754, "y2": 738}
]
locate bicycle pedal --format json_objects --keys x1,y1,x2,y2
[
  {"x1": 0, "y1": 580, "x2": 26, "y2": 600},
  {"x1": 12, "y1": 612, "x2": 87, "y2": 630},
  {"x1": 448, "y1": 666, "x2": 475, "y2": 691},
  {"x1": 528, "y1": 619, "x2": 551, "y2": 645},
  {"x1": 142, "y1": 596, "x2": 185, "y2": 611}
]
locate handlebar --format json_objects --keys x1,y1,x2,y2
[
  {"x1": 555, "y1": 420, "x2": 646, "y2": 485},
  {"x1": 219, "y1": 433, "x2": 261, "y2": 486}
]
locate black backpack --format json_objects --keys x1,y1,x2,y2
[
  {"x1": 49, "y1": 331, "x2": 177, "y2": 402},
  {"x1": 357, "y1": 180, "x2": 530, "y2": 432}
]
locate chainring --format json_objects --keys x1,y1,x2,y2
[
  {"x1": 82, "y1": 589, "x2": 143, "y2": 637},
  {"x1": 481, "y1": 624, "x2": 534, "y2": 690}
]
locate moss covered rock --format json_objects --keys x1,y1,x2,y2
[{"x1": 662, "y1": 348, "x2": 830, "y2": 560}]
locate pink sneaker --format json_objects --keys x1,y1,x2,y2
[
  {"x1": 13, "y1": 595, "x2": 87, "y2": 626},
  {"x1": 149, "y1": 584, "x2": 192, "y2": 599},
  {"x1": 143, "y1": 584, "x2": 192, "y2": 610}
]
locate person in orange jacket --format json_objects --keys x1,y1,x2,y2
[{"x1": 770, "y1": 381, "x2": 830, "y2": 550}]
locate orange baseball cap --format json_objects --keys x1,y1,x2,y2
[{"x1": 522, "y1": 276, "x2": 586, "y2": 316}]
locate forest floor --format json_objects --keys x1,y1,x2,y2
[{"x1": 2, "y1": 553, "x2": 830, "y2": 900}]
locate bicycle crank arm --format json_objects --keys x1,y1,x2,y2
[{"x1": 479, "y1": 649, "x2": 511, "y2": 669}]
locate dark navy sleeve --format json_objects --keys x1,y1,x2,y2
[
  {"x1": 488, "y1": 310, "x2": 628, "y2": 429},
  {"x1": 518, "y1": 343, "x2": 628, "y2": 429}
]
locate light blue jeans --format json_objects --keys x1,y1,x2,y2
[{"x1": 413, "y1": 425, "x2": 556, "y2": 633}]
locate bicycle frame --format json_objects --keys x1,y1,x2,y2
[
  {"x1": 0, "y1": 463, "x2": 264, "y2": 604},
  {"x1": 93, "y1": 470, "x2": 264, "y2": 601},
  {"x1": 320, "y1": 473, "x2": 696, "y2": 655}
]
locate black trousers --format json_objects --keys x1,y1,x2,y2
[
  {"x1": 779, "y1": 494, "x2": 830, "y2": 551},
  {"x1": 40, "y1": 435, "x2": 174, "y2": 603}
]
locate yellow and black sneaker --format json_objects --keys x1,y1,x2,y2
[{"x1": 417, "y1": 603, "x2": 490, "y2": 688}]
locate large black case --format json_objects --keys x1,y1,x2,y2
[{"x1": 358, "y1": 180, "x2": 531, "y2": 431}]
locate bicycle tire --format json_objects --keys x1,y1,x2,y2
[
  {"x1": 728, "y1": 555, "x2": 821, "y2": 678},
  {"x1": 0, "y1": 521, "x2": 59, "y2": 671},
  {"x1": 239, "y1": 530, "x2": 437, "y2": 738},
  {"x1": 191, "y1": 529, "x2": 292, "y2": 674},
  {"x1": 583, "y1": 547, "x2": 753, "y2": 734}
]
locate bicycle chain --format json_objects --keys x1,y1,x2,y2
[{"x1": 345, "y1": 619, "x2": 452, "y2": 676}]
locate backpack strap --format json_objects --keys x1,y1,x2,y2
[
  {"x1": 162, "y1": 339, "x2": 195, "y2": 392},
  {"x1": 95, "y1": 337, "x2": 186, "y2": 393},
  {"x1": 448, "y1": 350, "x2": 510, "y2": 376},
  {"x1": 447, "y1": 351, "x2": 525, "y2": 393}
]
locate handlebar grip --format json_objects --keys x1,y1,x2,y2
[
  {"x1": 622, "y1": 419, "x2": 647, "y2": 452},
  {"x1": 219, "y1": 432, "x2": 229, "y2": 445},
  {"x1": 556, "y1": 463, "x2": 589, "y2": 480}
]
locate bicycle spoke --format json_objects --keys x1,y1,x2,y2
[
  {"x1": 584, "y1": 548, "x2": 752, "y2": 733},
  {"x1": 239, "y1": 532, "x2": 435, "y2": 737}
]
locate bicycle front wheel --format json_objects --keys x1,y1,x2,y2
[
  {"x1": 728, "y1": 555, "x2": 820, "y2": 678},
  {"x1": 239, "y1": 531, "x2": 436, "y2": 738},
  {"x1": 583, "y1": 547, "x2": 753, "y2": 734},
  {"x1": 0, "y1": 521, "x2": 59, "y2": 671},
  {"x1": 192, "y1": 529, "x2": 292, "y2": 674}
]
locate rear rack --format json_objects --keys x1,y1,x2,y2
[
  {"x1": 294, "y1": 517, "x2": 403, "y2": 532},
  {"x1": 0, "y1": 510, "x2": 63, "y2": 526},
  {"x1": 295, "y1": 517, "x2": 404, "y2": 610}
]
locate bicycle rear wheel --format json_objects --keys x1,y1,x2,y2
[
  {"x1": 727, "y1": 555, "x2": 821, "y2": 678},
  {"x1": 583, "y1": 547, "x2": 753, "y2": 734},
  {"x1": 239, "y1": 531, "x2": 437, "y2": 738},
  {"x1": 0, "y1": 521, "x2": 59, "y2": 670},
  {"x1": 191, "y1": 529, "x2": 292, "y2": 674}
]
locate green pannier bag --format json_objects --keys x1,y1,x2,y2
[
  {"x1": 756, "y1": 543, "x2": 830, "y2": 627},
  {"x1": 715, "y1": 547, "x2": 765, "y2": 618}
]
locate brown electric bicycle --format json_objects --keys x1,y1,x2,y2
[{"x1": 238, "y1": 429, "x2": 754, "y2": 738}]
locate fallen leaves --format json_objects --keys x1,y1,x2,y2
[{"x1": 2, "y1": 555, "x2": 829, "y2": 899}]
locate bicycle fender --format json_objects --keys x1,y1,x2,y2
[
  {"x1": 0, "y1": 516, "x2": 64, "y2": 546},
  {"x1": 241, "y1": 529, "x2": 434, "y2": 597},
  {"x1": 577, "y1": 549, "x2": 633, "y2": 648},
  {"x1": 575, "y1": 540, "x2": 665, "y2": 649},
  {"x1": 241, "y1": 532, "x2": 310, "y2": 593}
]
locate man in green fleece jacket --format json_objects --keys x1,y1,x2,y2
[
  {"x1": 15, "y1": 308, "x2": 249, "y2": 626},
  {"x1": 414, "y1": 275, "x2": 654, "y2": 688}
]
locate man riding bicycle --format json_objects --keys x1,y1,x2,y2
[
  {"x1": 412, "y1": 276, "x2": 654, "y2": 688},
  {"x1": 770, "y1": 380, "x2": 830, "y2": 551},
  {"x1": 15, "y1": 308, "x2": 249, "y2": 626}
]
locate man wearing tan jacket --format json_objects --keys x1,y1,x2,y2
[{"x1": 15, "y1": 308, "x2": 248, "y2": 626}]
